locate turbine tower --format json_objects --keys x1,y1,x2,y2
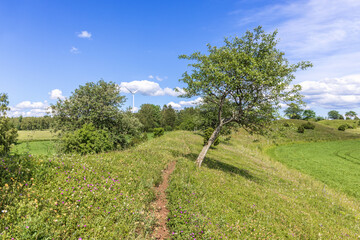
[{"x1": 124, "y1": 86, "x2": 138, "y2": 113}]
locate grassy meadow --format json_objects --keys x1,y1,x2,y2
[
  {"x1": 2, "y1": 123, "x2": 360, "y2": 239},
  {"x1": 17, "y1": 130, "x2": 57, "y2": 142},
  {"x1": 317, "y1": 119, "x2": 360, "y2": 130}
]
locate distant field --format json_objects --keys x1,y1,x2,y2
[
  {"x1": 267, "y1": 140, "x2": 360, "y2": 199},
  {"x1": 317, "y1": 119, "x2": 359, "y2": 130},
  {"x1": 17, "y1": 130, "x2": 57, "y2": 142},
  {"x1": 11, "y1": 140, "x2": 56, "y2": 155}
]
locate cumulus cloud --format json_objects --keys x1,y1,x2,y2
[
  {"x1": 167, "y1": 97, "x2": 203, "y2": 109},
  {"x1": 119, "y1": 80, "x2": 185, "y2": 97},
  {"x1": 70, "y1": 46, "x2": 80, "y2": 54},
  {"x1": 300, "y1": 74, "x2": 360, "y2": 109},
  {"x1": 15, "y1": 101, "x2": 48, "y2": 109},
  {"x1": 78, "y1": 31, "x2": 92, "y2": 39},
  {"x1": 49, "y1": 89, "x2": 65, "y2": 100}
]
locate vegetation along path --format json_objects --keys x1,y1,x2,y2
[{"x1": 152, "y1": 161, "x2": 176, "y2": 239}]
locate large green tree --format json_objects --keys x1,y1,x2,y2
[
  {"x1": 179, "y1": 26, "x2": 312, "y2": 167},
  {"x1": 161, "y1": 105, "x2": 176, "y2": 129},
  {"x1": 345, "y1": 111, "x2": 357, "y2": 119},
  {"x1": 136, "y1": 104, "x2": 161, "y2": 131},
  {"x1": 0, "y1": 93, "x2": 17, "y2": 155},
  {"x1": 51, "y1": 80, "x2": 141, "y2": 149},
  {"x1": 328, "y1": 110, "x2": 341, "y2": 120},
  {"x1": 284, "y1": 103, "x2": 303, "y2": 119}
]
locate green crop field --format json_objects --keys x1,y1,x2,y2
[
  {"x1": 267, "y1": 140, "x2": 360, "y2": 199},
  {"x1": 2, "y1": 129, "x2": 360, "y2": 239},
  {"x1": 11, "y1": 140, "x2": 56, "y2": 156},
  {"x1": 17, "y1": 130, "x2": 57, "y2": 142}
]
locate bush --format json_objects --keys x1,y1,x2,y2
[
  {"x1": 129, "y1": 133, "x2": 148, "y2": 147},
  {"x1": 203, "y1": 127, "x2": 220, "y2": 146},
  {"x1": 164, "y1": 125, "x2": 173, "y2": 131},
  {"x1": 61, "y1": 123, "x2": 113, "y2": 154},
  {"x1": 297, "y1": 125, "x2": 305, "y2": 133},
  {"x1": 346, "y1": 123, "x2": 354, "y2": 129},
  {"x1": 302, "y1": 122, "x2": 315, "y2": 130},
  {"x1": 153, "y1": 128, "x2": 165, "y2": 138},
  {"x1": 283, "y1": 122, "x2": 290, "y2": 127},
  {"x1": 338, "y1": 124, "x2": 347, "y2": 131}
]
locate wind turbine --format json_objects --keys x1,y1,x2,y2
[{"x1": 124, "y1": 86, "x2": 138, "y2": 113}]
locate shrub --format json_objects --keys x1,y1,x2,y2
[
  {"x1": 297, "y1": 125, "x2": 305, "y2": 133},
  {"x1": 302, "y1": 122, "x2": 315, "y2": 130},
  {"x1": 164, "y1": 125, "x2": 173, "y2": 131},
  {"x1": 346, "y1": 123, "x2": 354, "y2": 129},
  {"x1": 283, "y1": 122, "x2": 290, "y2": 127},
  {"x1": 153, "y1": 128, "x2": 165, "y2": 138},
  {"x1": 203, "y1": 127, "x2": 220, "y2": 146},
  {"x1": 338, "y1": 125, "x2": 347, "y2": 131},
  {"x1": 61, "y1": 123, "x2": 113, "y2": 154}
]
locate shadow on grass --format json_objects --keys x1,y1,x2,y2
[{"x1": 184, "y1": 153, "x2": 260, "y2": 183}]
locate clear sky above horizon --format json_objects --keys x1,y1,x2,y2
[{"x1": 1, "y1": 0, "x2": 360, "y2": 117}]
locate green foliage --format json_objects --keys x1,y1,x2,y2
[
  {"x1": 283, "y1": 122, "x2": 290, "y2": 127},
  {"x1": 284, "y1": 103, "x2": 304, "y2": 119},
  {"x1": 9, "y1": 116, "x2": 53, "y2": 130},
  {"x1": 345, "y1": 111, "x2": 357, "y2": 119},
  {"x1": 164, "y1": 125, "x2": 173, "y2": 131},
  {"x1": 137, "y1": 104, "x2": 161, "y2": 131},
  {"x1": 129, "y1": 132, "x2": 148, "y2": 147},
  {"x1": 61, "y1": 123, "x2": 113, "y2": 154},
  {"x1": 0, "y1": 93, "x2": 18, "y2": 155},
  {"x1": 51, "y1": 80, "x2": 141, "y2": 150},
  {"x1": 297, "y1": 125, "x2": 305, "y2": 133},
  {"x1": 328, "y1": 110, "x2": 341, "y2": 120},
  {"x1": 302, "y1": 109, "x2": 316, "y2": 120},
  {"x1": 301, "y1": 121, "x2": 315, "y2": 130},
  {"x1": 153, "y1": 127, "x2": 164, "y2": 138},
  {"x1": 338, "y1": 125, "x2": 346, "y2": 131},
  {"x1": 179, "y1": 26, "x2": 311, "y2": 136},
  {"x1": 203, "y1": 127, "x2": 220, "y2": 146},
  {"x1": 161, "y1": 105, "x2": 176, "y2": 128}
]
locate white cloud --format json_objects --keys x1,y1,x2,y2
[
  {"x1": 167, "y1": 97, "x2": 203, "y2": 110},
  {"x1": 15, "y1": 101, "x2": 48, "y2": 109},
  {"x1": 167, "y1": 102, "x2": 182, "y2": 109},
  {"x1": 49, "y1": 89, "x2": 65, "y2": 100},
  {"x1": 148, "y1": 75, "x2": 154, "y2": 79},
  {"x1": 119, "y1": 80, "x2": 185, "y2": 97},
  {"x1": 70, "y1": 46, "x2": 80, "y2": 54},
  {"x1": 78, "y1": 31, "x2": 92, "y2": 39},
  {"x1": 300, "y1": 74, "x2": 360, "y2": 109}
]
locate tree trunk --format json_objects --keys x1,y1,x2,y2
[{"x1": 196, "y1": 125, "x2": 222, "y2": 167}]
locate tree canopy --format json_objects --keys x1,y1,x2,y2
[
  {"x1": 328, "y1": 110, "x2": 341, "y2": 120},
  {"x1": 179, "y1": 26, "x2": 312, "y2": 167},
  {"x1": 284, "y1": 103, "x2": 304, "y2": 119},
  {"x1": 0, "y1": 93, "x2": 18, "y2": 155}
]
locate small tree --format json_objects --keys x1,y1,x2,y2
[
  {"x1": 0, "y1": 93, "x2": 18, "y2": 155},
  {"x1": 179, "y1": 26, "x2": 312, "y2": 167},
  {"x1": 328, "y1": 110, "x2": 341, "y2": 120},
  {"x1": 302, "y1": 110, "x2": 316, "y2": 120},
  {"x1": 284, "y1": 103, "x2": 303, "y2": 119},
  {"x1": 345, "y1": 111, "x2": 357, "y2": 119}
]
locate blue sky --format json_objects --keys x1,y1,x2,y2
[{"x1": 1, "y1": 0, "x2": 360, "y2": 117}]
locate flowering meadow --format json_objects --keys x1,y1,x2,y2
[
  {"x1": 1, "y1": 129, "x2": 360, "y2": 239},
  {"x1": 0, "y1": 132, "x2": 189, "y2": 239}
]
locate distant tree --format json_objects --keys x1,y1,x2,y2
[
  {"x1": 179, "y1": 26, "x2": 312, "y2": 167},
  {"x1": 137, "y1": 104, "x2": 161, "y2": 131},
  {"x1": 51, "y1": 80, "x2": 141, "y2": 150},
  {"x1": 0, "y1": 93, "x2": 18, "y2": 155},
  {"x1": 284, "y1": 103, "x2": 304, "y2": 119},
  {"x1": 315, "y1": 116, "x2": 325, "y2": 121},
  {"x1": 345, "y1": 111, "x2": 357, "y2": 119},
  {"x1": 328, "y1": 110, "x2": 341, "y2": 120},
  {"x1": 161, "y1": 105, "x2": 176, "y2": 129},
  {"x1": 176, "y1": 107, "x2": 202, "y2": 131},
  {"x1": 302, "y1": 110, "x2": 316, "y2": 120}
]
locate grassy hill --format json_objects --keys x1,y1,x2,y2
[
  {"x1": 317, "y1": 119, "x2": 359, "y2": 129},
  {"x1": 1, "y1": 125, "x2": 360, "y2": 239}
]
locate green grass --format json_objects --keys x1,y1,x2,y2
[
  {"x1": 317, "y1": 119, "x2": 360, "y2": 130},
  {"x1": 267, "y1": 140, "x2": 360, "y2": 199},
  {"x1": 11, "y1": 140, "x2": 56, "y2": 156},
  {"x1": 2, "y1": 129, "x2": 360, "y2": 239},
  {"x1": 17, "y1": 130, "x2": 57, "y2": 142}
]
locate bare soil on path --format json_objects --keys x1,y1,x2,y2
[{"x1": 151, "y1": 161, "x2": 176, "y2": 239}]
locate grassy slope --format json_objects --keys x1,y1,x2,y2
[
  {"x1": 267, "y1": 140, "x2": 360, "y2": 199},
  {"x1": 1, "y1": 133, "x2": 189, "y2": 239},
  {"x1": 317, "y1": 119, "x2": 360, "y2": 130},
  {"x1": 2, "y1": 126, "x2": 360, "y2": 239},
  {"x1": 166, "y1": 126, "x2": 360, "y2": 239}
]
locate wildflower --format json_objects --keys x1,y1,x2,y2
[{"x1": 1, "y1": 210, "x2": 7, "y2": 213}]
